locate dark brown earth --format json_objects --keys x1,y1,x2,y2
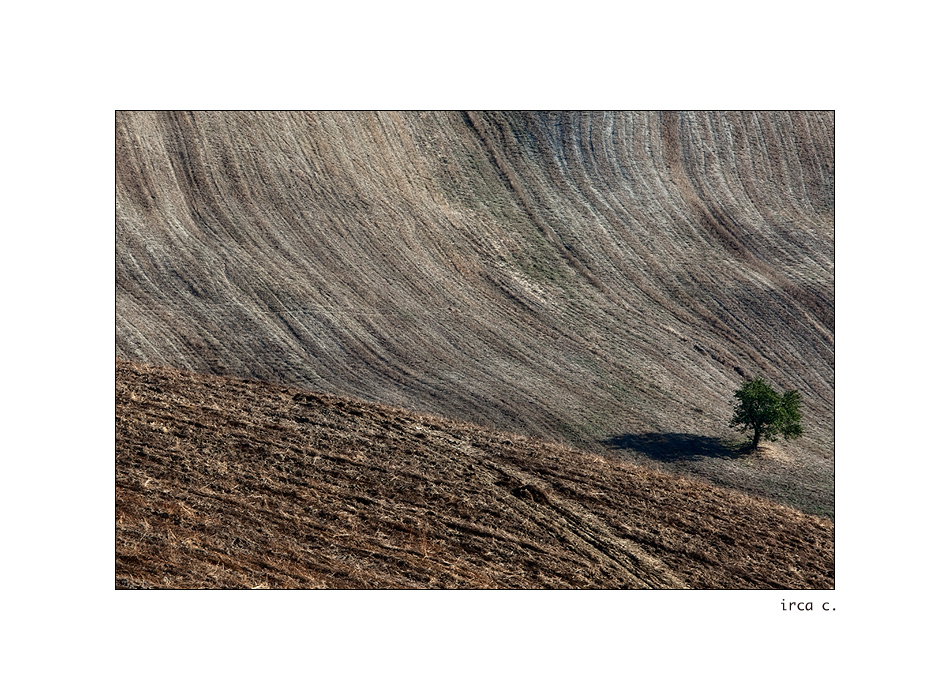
[
  {"x1": 116, "y1": 361, "x2": 834, "y2": 589},
  {"x1": 115, "y1": 111, "x2": 834, "y2": 519}
]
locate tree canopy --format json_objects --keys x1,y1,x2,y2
[{"x1": 730, "y1": 378, "x2": 803, "y2": 449}]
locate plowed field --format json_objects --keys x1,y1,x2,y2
[
  {"x1": 116, "y1": 111, "x2": 833, "y2": 518},
  {"x1": 116, "y1": 361, "x2": 833, "y2": 589},
  {"x1": 115, "y1": 111, "x2": 833, "y2": 588}
]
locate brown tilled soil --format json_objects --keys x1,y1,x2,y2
[
  {"x1": 116, "y1": 360, "x2": 834, "y2": 589},
  {"x1": 115, "y1": 111, "x2": 834, "y2": 520}
]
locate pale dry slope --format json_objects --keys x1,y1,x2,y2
[{"x1": 116, "y1": 111, "x2": 833, "y2": 517}]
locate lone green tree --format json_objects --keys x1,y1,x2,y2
[{"x1": 730, "y1": 378, "x2": 803, "y2": 449}]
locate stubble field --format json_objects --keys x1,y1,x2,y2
[
  {"x1": 115, "y1": 111, "x2": 833, "y2": 587},
  {"x1": 116, "y1": 361, "x2": 833, "y2": 589}
]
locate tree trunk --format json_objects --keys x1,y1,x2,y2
[{"x1": 752, "y1": 426, "x2": 761, "y2": 449}]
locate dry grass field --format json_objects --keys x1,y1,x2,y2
[
  {"x1": 115, "y1": 111, "x2": 833, "y2": 588},
  {"x1": 116, "y1": 361, "x2": 833, "y2": 589}
]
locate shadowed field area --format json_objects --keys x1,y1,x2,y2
[
  {"x1": 603, "y1": 433, "x2": 742, "y2": 462},
  {"x1": 116, "y1": 361, "x2": 834, "y2": 589}
]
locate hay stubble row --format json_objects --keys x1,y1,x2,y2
[{"x1": 116, "y1": 361, "x2": 833, "y2": 589}]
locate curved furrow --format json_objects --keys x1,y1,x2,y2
[{"x1": 116, "y1": 111, "x2": 834, "y2": 517}]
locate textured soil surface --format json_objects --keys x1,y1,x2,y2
[
  {"x1": 115, "y1": 110, "x2": 834, "y2": 519},
  {"x1": 116, "y1": 361, "x2": 834, "y2": 589},
  {"x1": 115, "y1": 111, "x2": 834, "y2": 588}
]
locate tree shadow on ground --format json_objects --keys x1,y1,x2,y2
[{"x1": 602, "y1": 432, "x2": 750, "y2": 462}]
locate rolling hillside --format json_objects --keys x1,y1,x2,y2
[
  {"x1": 116, "y1": 360, "x2": 833, "y2": 589},
  {"x1": 115, "y1": 110, "x2": 833, "y2": 587},
  {"x1": 116, "y1": 111, "x2": 833, "y2": 517}
]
